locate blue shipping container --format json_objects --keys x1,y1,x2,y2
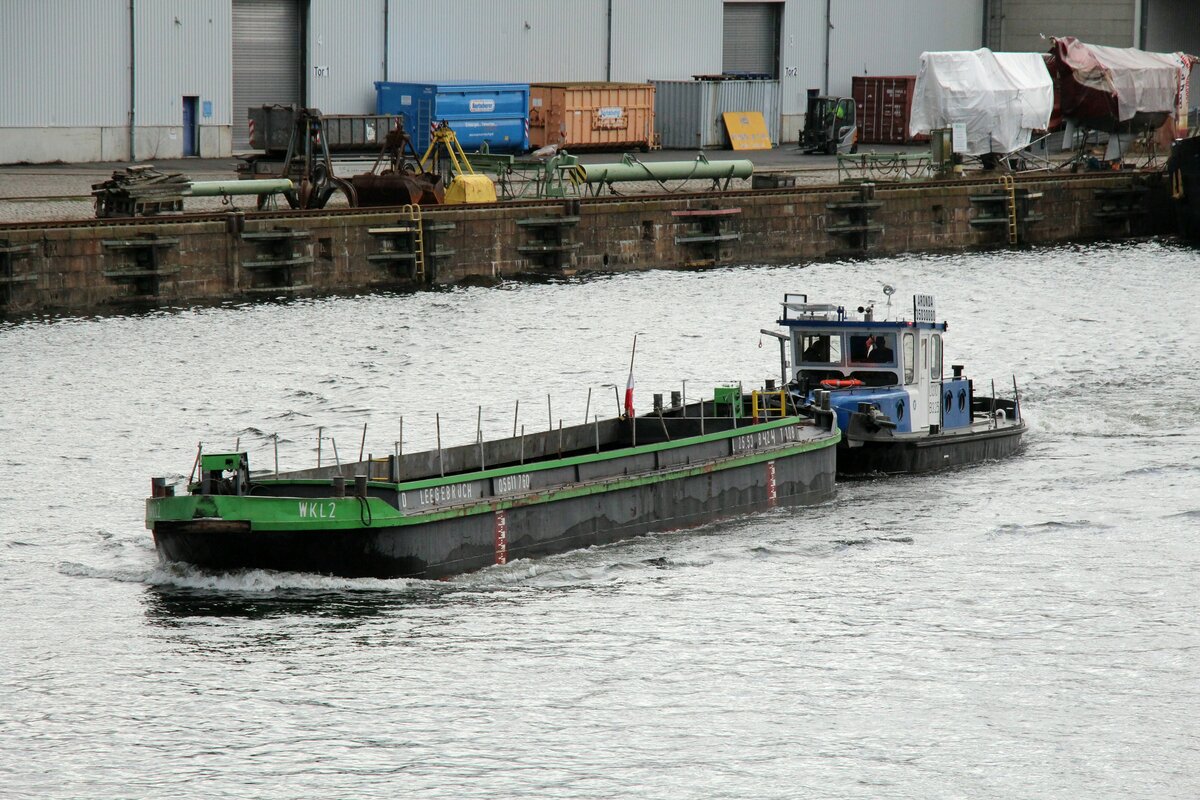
[{"x1": 374, "y1": 81, "x2": 530, "y2": 153}]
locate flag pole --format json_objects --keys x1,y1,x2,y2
[{"x1": 624, "y1": 334, "x2": 638, "y2": 418}]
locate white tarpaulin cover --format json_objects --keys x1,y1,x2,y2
[
  {"x1": 909, "y1": 48, "x2": 1054, "y2": 156},
  {"x1": 1055, "y1": 38, "x2": 1188, "y2": 122}
]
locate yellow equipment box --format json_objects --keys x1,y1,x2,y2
[{"x1": 445, "y1": 174, "x2": 498, "y2": 204}]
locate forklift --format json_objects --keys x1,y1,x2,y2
[{"x1": 800, "y1": 90, "x2": 858, "y2": 155}]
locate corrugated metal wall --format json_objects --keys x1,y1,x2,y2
[
  {"x1": 653, "y1": 81, "x2": 713, "y2": 149},
  {"x1": 308, "y1": 0, "x2": 385, "y2": 113},
  {"x1": 135, "y1": 1, "x2": 232, "y2": 127},
  {"x1": 779, "y1": 0, "x2": 828, "y2": 118},
  {"x1": 1141, "y1": 0, "x2": 1198, "y2": 53},
  {"x1": 0, "y1": 0, "x2": 995, "y2": 154},
  {"x1": 994, "y1": 0, "x2": 1134, "y2": 51},
  {"x1": 826, "y1": 0, "x2": 985, "y2": 98},
  {"x1": 654, "y1": 79, "x2": 781, "y2": 147},
  {"x1": 774, "y1": 0, "x2": 983, "y2": 131},
  {"x1": 1144, "y1": 0, "x2": 1200, "y2": 117},
  {"x1": 384, "y1": 0, "x2": 607, "y2": 84},
  {"x1": 0, "y1": 0, "x2": 130, "y2": 127},
  {"x1": 609, "y1": 0, "x2": 722, "y2": 82}
]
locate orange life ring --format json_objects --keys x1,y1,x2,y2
[{"x1": 820, "y1": 378, "x2": 864, "y2": 390}]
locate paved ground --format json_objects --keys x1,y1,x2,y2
[
  {"x1": 0, "y1": 141, "x2": 1103, "y2": 224},
  {"x1": 0, "y1": 158, "x2": 251, "y2": 223},
  {"x1": 0, "y1": 144, "x2": 902, "y2": 223}
]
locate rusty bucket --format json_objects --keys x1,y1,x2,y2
[{"x1": 349, "y1": 172, "x2": 445, "y2": 206}]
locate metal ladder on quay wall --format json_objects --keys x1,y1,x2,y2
[
  {"x1": 999, "y1": 174, "x2": 1018, "y2": 245},
  {"x1": 403, "y1": 204, "x2": 426, "y2": 282}
]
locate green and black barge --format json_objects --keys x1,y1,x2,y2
[{"x1": 147, "y1": 390, "x2": 839, "y2": 579}]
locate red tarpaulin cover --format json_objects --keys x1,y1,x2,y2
[{"x1": 1047, "y1": 37, "x2": 1196, "y2": 133}]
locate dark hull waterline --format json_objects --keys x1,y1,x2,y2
[{"x1": 838, "y1": 423, "x2": 1025, "y2": 476}]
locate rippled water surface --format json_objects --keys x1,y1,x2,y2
[{"x1": 2, "y1": 241, "x2": 1198, "y2": 798}]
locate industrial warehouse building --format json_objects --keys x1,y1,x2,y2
[{"x1": 1, "y1": 0, "x2": 1197, "y2": 164}]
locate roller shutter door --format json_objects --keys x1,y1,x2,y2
[
  {"x1": 232, "y1": 0, "x2": 302, "y2": 150},
  {"x1": 722, "y1": 3, "x2": 781, "y2": 78}
]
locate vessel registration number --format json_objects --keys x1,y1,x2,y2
[
  {"x1": 298, "y1": 501, "x2": 336, "y2": 519},
  {"x1": 732, "y1": 426, "x2": 797, "y2": 453},
  {"x1": 494, "y1": 473, "x2": 531, "y2": 494}
]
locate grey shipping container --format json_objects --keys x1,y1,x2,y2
[
  {"x1": 248, "y1": 105, "x2": 402, "y2": 153},
  {"x1": 651, "y1": 80, "x2": 780, "y2": 149}
]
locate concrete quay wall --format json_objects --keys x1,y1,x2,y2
[{"x1": 0, "y1": 174, "x2": 1164, "y2": 317}]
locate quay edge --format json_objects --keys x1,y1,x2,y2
[{"x1": 1, "y1": 172, "x2": 1172, "y2": 317}]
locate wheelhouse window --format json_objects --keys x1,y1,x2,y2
[
  {"x1": 850, "y1": 332, "x2": 896, "y2": 365},
  {"x1": 849, "y1": 334, "x2": 871, "y2": 362},
  {"x1": 903, "y1": 332, "x2": 915, "y2": 383},
  {"x1": 799, "y1": 333, "x2": 840, "y2": 364},
  {"x1": 931, "y1": 334, "x2": 942, "y2": 380},
  {"x1": 869, "y1": 333, "x2": 895, "y2": 364}
]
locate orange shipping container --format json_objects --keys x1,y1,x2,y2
[{"x1": 529, "y1": 82, "x2": 656, "y2": 150}]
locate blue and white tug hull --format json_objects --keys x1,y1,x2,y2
[{"x1": 836, "y1": 395, "x2": 1024, "y2": 475}]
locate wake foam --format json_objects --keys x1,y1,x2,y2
[{"x1": 59, "y1": 559, "x2": 420, "y2": 592}]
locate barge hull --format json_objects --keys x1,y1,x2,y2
[{"x1": 153, "y1": 442, "x2": 836, "y2": 579}]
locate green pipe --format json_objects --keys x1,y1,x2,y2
[
  {"x1": 582, "y1": 153, "x2": 753, "y2": 184},
  {"x1": 186, "y1": 179, "x2": 294, "y2": 197}
]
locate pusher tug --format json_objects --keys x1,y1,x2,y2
[{"x1": 777, "y1": 289, "x2": 1025, "y2": 475}]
